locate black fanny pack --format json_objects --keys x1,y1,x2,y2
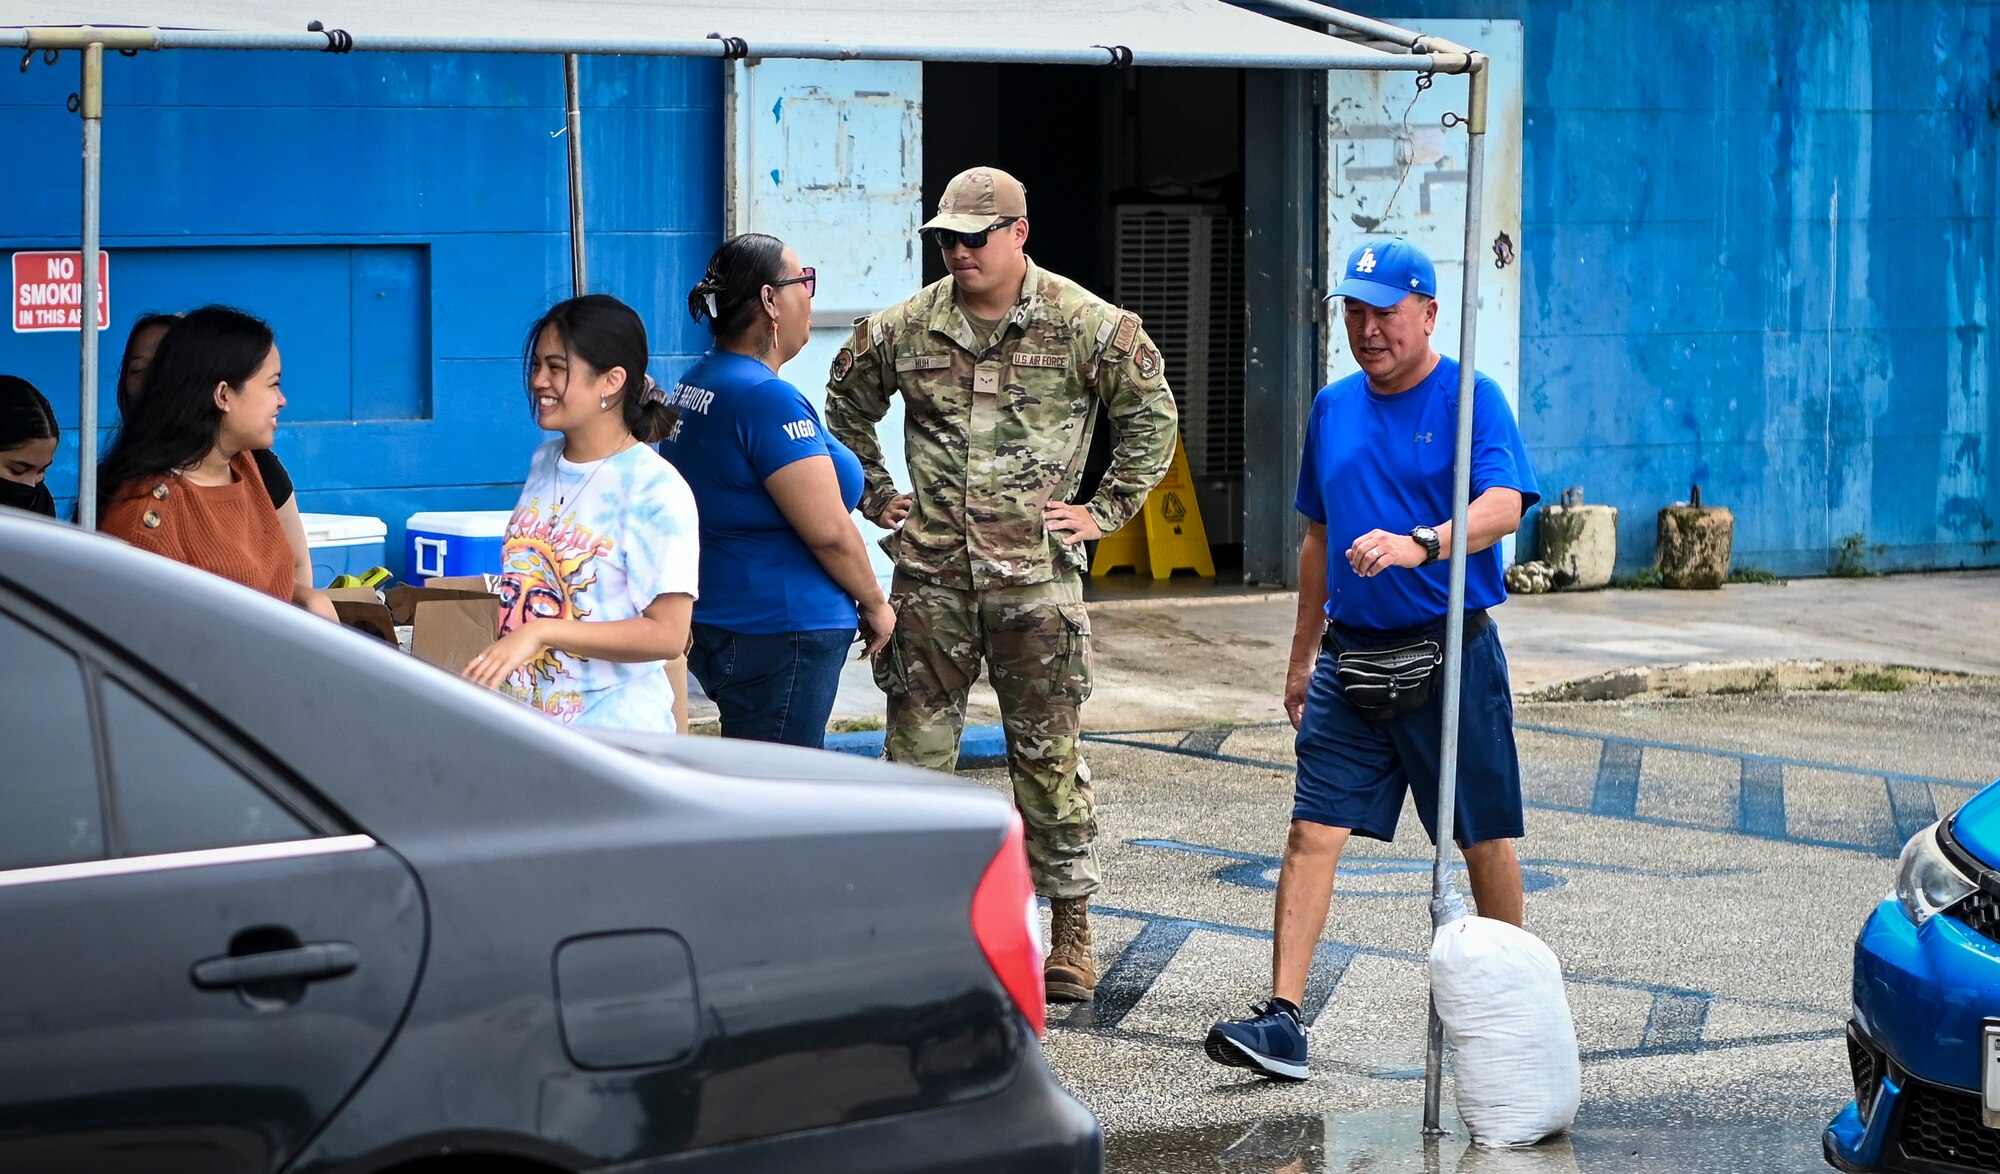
[{"x1": 1322, "y1": 609, "x2": 1490, "y2": 721}]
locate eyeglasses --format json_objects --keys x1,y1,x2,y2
[
  {"x1": 922, "y1": 219, "x2": 1018, "y2": 251},
  {"x1": 770, "y1": 267, "x2": 816, "y2": 297}
]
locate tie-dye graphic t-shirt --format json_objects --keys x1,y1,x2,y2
[{"x1": 497, "y1": 438, "x2": 699, "y2": 732}]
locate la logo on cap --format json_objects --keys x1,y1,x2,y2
[{"x1": 1355, "y1": 248, "x2": 1378, "y2": 274}]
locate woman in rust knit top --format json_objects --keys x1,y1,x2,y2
[{"x1": 99, "y1": 305, "x2": 334, "y2": 616}]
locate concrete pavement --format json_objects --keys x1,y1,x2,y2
[
  {"x1": 689, "y1": 568, "x2": 2000, "y2": 1169},
  {"x1": 786, "y1": 568, "x2": 2000, "y2": 1171},
  {"x1": 726, "y1": 567, "x2": 2000, "y2": 737},
  {"x1": 1007, "y1": 683, "x2": 2000, "y2": 1170}
]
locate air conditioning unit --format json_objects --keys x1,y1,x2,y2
[{"x1": 1113, "y1": 204, "x2": 1245, "y2": 545}]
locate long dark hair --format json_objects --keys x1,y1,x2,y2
[
  {"x1": 687, "y1": 233, "x2": 788, "y2": 342},
  {"x1": 98, "y1": 305, "x2": 274, "y2": 500},
  {"x1": 523, "y1": 294, "x2": 678, "y2": 445},
  {"x1": 0, "y1": 376, "x2": 58, "y2": 451},
  {"x1": 116, "y1": 311, "x2": 182, "y2": 416}
]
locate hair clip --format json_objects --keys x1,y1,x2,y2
[{"x1": 704, "y1": 292, "x2": 719, "y2": 319}]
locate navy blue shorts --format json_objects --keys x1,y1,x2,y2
[{"x1": 1293, "y1": 622, "x2": 1524, "y2": 846}]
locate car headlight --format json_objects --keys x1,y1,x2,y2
[{"x1": 1895, "y1": 820, "x2": 1977, "y2": 925}]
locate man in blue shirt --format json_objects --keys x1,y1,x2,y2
[{"x1": 1204, "y1": 238, "x2": 1540, "y2": 1081}]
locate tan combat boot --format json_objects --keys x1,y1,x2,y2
[{"x1": 1044, "y1": 897, "x2": 1097, "y2": 1002}]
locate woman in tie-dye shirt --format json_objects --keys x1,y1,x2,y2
[{"x1": 461, "y1": 295, "x2": 700, "y2": 733}]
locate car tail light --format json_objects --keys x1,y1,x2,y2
[{"x1": 970, "y1": 812, "x2": 1045, "y2": 1037}]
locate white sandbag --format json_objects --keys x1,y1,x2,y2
[
  {"x1": 1429, "y1": 915, "x2": 1581, "y2": 1147},
  {"x1": 1455, "y1": 1134, "x2": 1583, "y2": 1172}
]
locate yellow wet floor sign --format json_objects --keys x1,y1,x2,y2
[{"x1": 1091, "y1": 438, "x2": 1215, "y2": 580}]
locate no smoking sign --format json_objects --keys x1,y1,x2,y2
[{"x1": 13, "y1": 251, "x2": 110, "y2": 332}]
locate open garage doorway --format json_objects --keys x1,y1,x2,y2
[{"x1": 923, "y1": 63, "x2": 1258, "y2": 583}]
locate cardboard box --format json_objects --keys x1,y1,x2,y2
[{"x1": 328, "y1": 575, "x2": 500, "y2": 671}]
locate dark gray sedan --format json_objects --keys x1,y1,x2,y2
[{"x1": 0, "y1": 510, "x2": 1098, "y2": 1173}]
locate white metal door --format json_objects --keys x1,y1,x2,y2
[
  {"x1": 726, "y1": 60, "x2": 924, "y2": 584},
  {"x1": 1325, "y1": 20, "x2": 1523, "y2": 560},
  {"x1": 1325, "y1": 20, "x2": 1523, "y2": 402}
]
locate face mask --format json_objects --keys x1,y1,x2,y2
[{"x1": 0, "y1": 477, "x2": 55, "y2": 518}]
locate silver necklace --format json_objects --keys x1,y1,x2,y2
[{"x1": 551, "y1": 435, "x2": 635, "y2": 509}]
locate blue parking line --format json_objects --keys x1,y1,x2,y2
[
  {"x1": 1516, "y1": 722, "x2": 1983, "y2": 792},
  {"x1": 1548, "y1": 800, "x2": 1902, "y2": 857},
  {"x1": 1064, "y1": 903, "x2": 1836, "y2": 1072},
  {"x1": 1087, "y1": 902, "x2": 1712, "y2": 1000},
  {"x1": 1885, "y1": 776, "x2": 1939, "y2": 843},
  {"x1": 1642, "y1": 990, "x2": 1713, "y2": 1048},
  {"x1": 1739, "y1": 758, "x2": 1787, "y2": 837},
  {"x1": 1302, "y1": 942, "x2": 1357, "y2": 1027},
  {"x1": 1177, "y1": 727, "x2": 1235, "y2": 754},
  {"x1": 1591, "y1": 740, "x2": 1644, "y2": 817},
  {"x1": 1085, "y1": 919, "x2": 1195, "y2": 1033},
  {"x1": 822, "y1": 723, "x2": 1009, "y2": 768},
  {"x1": 1085, "y1": 733, "x2": 1299, "y2": 773},
  {"x1": 1126, "y1": 838, "x2": 1756, "y2": 897},
  {"x1": 1089, "y1": 725, "x2": 1940, "y2": 858}
]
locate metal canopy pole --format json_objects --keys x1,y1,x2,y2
[
  {"x1": 1243, "y1": 0, "x2": 1425, "y2": 51},
  {"x1": 77, "y1": 40, "x2": 104, "y2": 530},
  {"x1": 0, "y1": 25, "x2": 1463, "y2": 73},
  {"x1": 563, "y1": 54, "x2": 587, "y2": 296},
  {"x1": 1421, "y1": 52, "x2": 1490, "y2": 1136}
]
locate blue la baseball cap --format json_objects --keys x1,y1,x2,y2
[{"x1": 1329, "y1": 237, "x2": 1437, "y2": 307}]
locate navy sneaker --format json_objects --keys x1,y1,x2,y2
[{"x1": 1204, "y1": 999, "x2": 1310, "y2": 1081}]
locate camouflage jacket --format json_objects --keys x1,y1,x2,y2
[{"x1": 824, "y1": 259, "x2": 1179, "y2": 591}]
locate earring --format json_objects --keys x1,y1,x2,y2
[{"x1": 599, "y1": 397, "x2": 608, "y2": 410}]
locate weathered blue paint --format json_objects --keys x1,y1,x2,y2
[
  {"x1": 1, "y1": 50, "x2": 721, "y2": 574},
  {"x1": 10, "y1": 5, "x2": 1996, "y2": 579},
  {"x1": 1366, "y1": 0, "x2": 2000, "y2": 575}
]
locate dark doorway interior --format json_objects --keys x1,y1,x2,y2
[{"x1": 922, "y1": 64, "x2": 1248, "y2": 566}]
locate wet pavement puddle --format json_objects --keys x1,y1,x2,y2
[{"x1": 1108, "y1": 1105, "x2": 1838, "y2": 1172}]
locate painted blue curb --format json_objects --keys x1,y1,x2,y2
[{"x1": 823, "y1": 723, "x2": 1009, "y2": 770}]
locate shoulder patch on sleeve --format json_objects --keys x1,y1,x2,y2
[
  {"x1": 831, "y1": 347, "x2": 856, "y2": 383},
  {"x1": 1111, "y1": 310, "x2": 1142, "y2": 356},
  {"x1": 1133, "y1": 342, "x2": 1163, "y2": 381}
]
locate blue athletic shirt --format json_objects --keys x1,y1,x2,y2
[
  {"x1": 659, "y1": 349, "x2": 865, "y2": 633},
  {"x1": 1295, "y1": 356, "x2": 1539, "y2": 631}
]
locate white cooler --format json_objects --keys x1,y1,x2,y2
[{"x1": 300, "y1": 513, "x2": 388, "y2": 586}]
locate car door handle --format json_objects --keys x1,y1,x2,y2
[{"x1": 191, "y1": 941, "x2": 360, "y2": 990}]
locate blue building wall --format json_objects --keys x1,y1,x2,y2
[
  {"x1": 1, "y1": 50, "x2": 721, "y2": 574},
  {"x1": 1371, "y1": 0, "x2": 1998, "y2": 575},
  {"x1": 7, "y1": 3, "x2": 1998, "y2": 580}
]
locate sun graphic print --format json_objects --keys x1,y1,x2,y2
[{"x1": 497, "y1": 498, "x2": 616, "y2": 720}]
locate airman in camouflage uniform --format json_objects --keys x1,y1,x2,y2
[{"x1": 825, "y1": 167, "x2": 1178, "y2": 1002}]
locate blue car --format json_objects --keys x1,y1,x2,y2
[{"x1": 1826, "y1": 791, "x2": 2000, "y2": 1172}]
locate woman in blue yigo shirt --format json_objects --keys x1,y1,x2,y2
[{"x1": 661, "y1": 234, "x2": 894, "y2": 748}]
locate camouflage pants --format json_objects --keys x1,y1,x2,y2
[{"x1": 873, "y1": 570, "x2": 1099, "y2": 899}]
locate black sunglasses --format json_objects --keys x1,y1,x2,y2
[
  {"x1": 922, "y1": 219, "x2": 1018, "y2": 251},
  {"x1": 769, "y1": 267, "x2": 816, "y2": 297}
]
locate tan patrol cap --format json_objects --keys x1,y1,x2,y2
[{"x1": 921, "y1": 167, "x2": 1028, "y2": 234}]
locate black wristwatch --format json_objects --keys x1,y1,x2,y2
[{"x1": 1409, "y1": 525, "x2": 1441, "y2": 565}]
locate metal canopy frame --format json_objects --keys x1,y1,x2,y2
[{"x1": 6, "y1": 2, "x2": 1491, "y2": 1134}]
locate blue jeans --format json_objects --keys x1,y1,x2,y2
[{"x1": 687, "y1": 623, "x2": 855, "y2": 749}]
